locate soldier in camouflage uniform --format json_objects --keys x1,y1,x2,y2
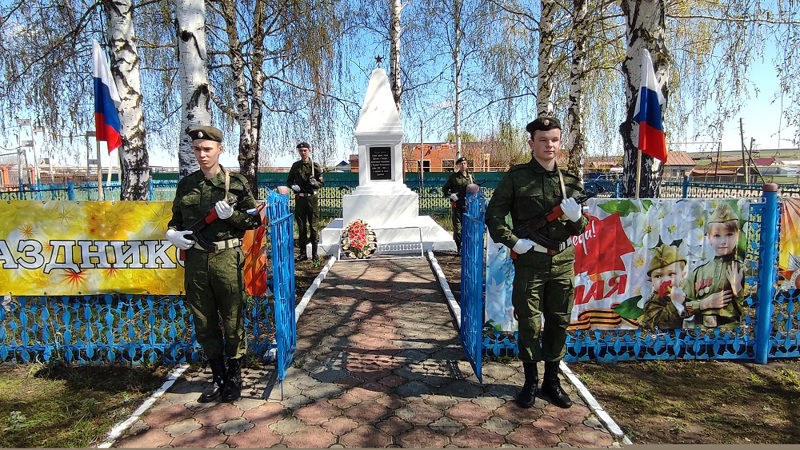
[
  {"x1": 442, "y1": 156, "x2": 475, "y2": 253},
  {"x1": 287, "y1": 142, "x2": 324, "y2": 262},
  {"x1": 683, "y1": 202, "x2": 749, "y2": 328},
  {"x1": 640, "y1": 244, "x2": 689, "y2": 331},
  {"x1": 166, "y1": 126, "x2": 262, "y2": 403},
  {"x1": 485, "y1": 116, "x2": 587, "y2": 409}
]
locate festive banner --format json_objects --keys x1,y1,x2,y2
[
  {"x1": 484, "y1": 234, "x2": 517, "y2": 332},
  {"x1": 485, "y1": 198, "x2": 753, "y2": 331},
  {"x1": 0, "y1": 201, "x2": 266, "y2": 296}
]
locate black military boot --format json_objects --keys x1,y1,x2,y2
[
  {"x1": 220, "y1": 357, "x2": 242, "y2": 402},
  {"x1": 198, "y1": 357, "x2": 226, "y2": 403},
  {"x1": 296, "y1": 242, "x2": 308, "y2": 262},
  {"x1": 311, "y1": 243, "x2": 320, "y2": 262},
  {"x1": 541, "y1": 361, "x2": 572, "y2": 408},
  {"x1": 515, "y1": 362, "x2": 539, "y2": 408}
]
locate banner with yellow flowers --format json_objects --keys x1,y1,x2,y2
[{"x1": 0, "y1": 201, "x2": 266, "y2": 296}]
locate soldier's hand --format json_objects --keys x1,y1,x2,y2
[
  {"x1": 561, "y1": 197, "x2": 582, "y2": 222},
  {"x1": 291, "y1": 184, "x2": 301, "y2": 192},
  {"x1": 215, "y1": 200, "x2": 234, "y2": 220},
  {"x1": 671, "y1": 286, "x2": 686, "y2": 305},
  {"x1": 512, "y1": 239, "x2": 535, "y2": 255},
  {"x1": 165, "y1": 229, "x2": 194, "y2": 250},
  {"x1": 308, "y1": 177, "x2": 319, "y2": 187},
  {"x1": 450, "y1": 193, "x2": 459, "y2": 202}
]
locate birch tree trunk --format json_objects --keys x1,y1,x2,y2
[
  {"x1": 390, "y1": 0, "x2": 403, "y2": 112},
  {"x1": 620, "y1": 0, "x2": 669, "y2": 198},
  {"x1": 537, "y1": 0, "x2": 556, "y2": 116},
  {"x1": 453, "y1": 0, "x2": 462, "y2": 160},
  {"x1": 104, "y1": 0, "x2": 150, "y2": 200},
  {"x1": 213, "y1": 0, "x2": 264, "y2": 195},
  {"x1": 565, "y1": 0, "x2": 588, "y2": 176},
  {"x1": 176, "y1": 0, "x2": 211, "y2": 179}
]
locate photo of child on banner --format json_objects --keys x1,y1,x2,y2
[
  {"x1": 570, "y1": 198, "x2": 752, "y2": 331},
  {"x1": 778, "y1": 198, "x2": 800, "y2": 290}
]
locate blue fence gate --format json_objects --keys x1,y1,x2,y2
[{"x1": 460, "y1": 190, "x2": 487, "y2": 381}]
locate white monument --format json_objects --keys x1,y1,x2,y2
[{"x1": 318, "y1": 67, "x2": 456, "y2": 256}]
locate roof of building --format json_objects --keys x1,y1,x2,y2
[{"x1": 665, "y1": 151, "x2": 695, "y2": 166}]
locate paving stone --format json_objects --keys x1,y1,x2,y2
[
  {"x1": 171, "y1": 426, "x2": 228, "y2": 447},
  {"x1": 269, "y1": 416, "x2": 306, "y2": 436},
  {"x1": 472, "y1": 396, "x2": 505, "y2": 411},
  {"x1": 281, "y1": 426, "x2": 337, "y2": 448},
  {"x1": 345, "y1": 401, "x2": 392, "y2": 423},
  {"x1": 328, "y1": 392, "x2": 362, "y2": 409},
  {"x1": 226, "y1": 423, "x2": 282, "y2": 448},
  {"x1": 560, "y1": 423, "x2": 615, "y2": 448},
  {"x1": 142, "y1": 404, "x2": 194, "y2": 429},
  {"x1": 232, "y1": 397, "x2": 265, "y2": 412},
  {"x1": 429, "y1": 416, "x2": 465, "y2": 437},
  {"x1": 545, "y1": 403, "x2": 591, "y2": 424},
  {"x1": 120, "y1": 419, "x2": 150, "y2": 438},
  {"x1": 375, "y1": 416, "x2": 413, "y2": 435},
  {"x1": 322, "y1": 416, "x2": 359, "y2": 435},
  {"x1": 507, "y1": 424, "x2": 561, "y2": 447},
  {"x1": 294, "y1": 400, "x2": 343, "y2": 425},
  {"x1": 396, "y1": 380, "x2": 431, "y2": 397},
  {"x1": 241, "y1": 402, "x2": 285, "y2": 424},
  {"x1": 533, "y1": 415, "x2": 569, "y2": 434},
  {"x1": 482, "y1": 416, "x2": 517, "y2": 436},
  {"x1": 116, "y1": 428, "x2": 173, "y2": 448},
  {"x1": 447, "y1": 402, "x2": 492, "y2": 426},
  {"x1": 375, "y1": 393, "x2": 405, "y2": 410},
  {"x1": 451, "y1": 426, "x2": 505, "y2": 448},
  {"x1": 193, "y1": 403, "x2": 244, "y2": 427},
  {"x1": 217, "y1": 417, "x2": 254, "y2": 436},
  {"x1": 583, "y1": 417, "x2": 605, "y2": 431},
  {"x1": 279, "y1": 392, "x2": 312, "y2": 409},
  {"x1": 310, "y1": 367, "x2": 350, "y2": 383},
  {"x1": 438, "y1": 379, "x2": 484, "y2": 398},
  {"x1": 481, "y1": 363, "x2": 520, "y2": 381},
  {"x1": 184, "y1": 400, "x2": 217, "y2": 412},
  {"x1": 164, "y1": 418, "x2": 202, "y2": 437},
  {"x1": 396, "y1": 427, "x2": 448, "y2": 448},
  {"x1": 392, "y1": 366, "x2": 426, "y2": 381},
  {"x1": 377, "y1": 374, "x2": 407, "y2": 388},
  {"x1": 339, "y1": 424, "x2": 393, "y2": 448},
  {"x1": 301, "y1": 381, "x2": 347, "y2": 400},
  {"x1": 422, "y1": 394, "x2": 459, "y2": 409},
  {"x1": 395, "y1": 400, "x2": 443, "y2": 426},
  {"x1": 493, "y1": 401, "x2": 544, "y2": 424}
]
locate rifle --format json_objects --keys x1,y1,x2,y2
[
  {"x1": 178, "y1": 199, "x2": 238, "y2": 259},
  {"x1": 510, "y1": 185, "x2": 603, "y2": 258}
]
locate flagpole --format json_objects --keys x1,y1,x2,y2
[
  {"x1": 96, "y1": 139, "x2": 104, "y2": 201},
  {"x1": 635, "y1": 149, "x2": 642, "y2": 199}
]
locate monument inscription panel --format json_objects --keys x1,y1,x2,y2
[{"x1": 369, "y1": 146, "x2": 392, "y2": 180}]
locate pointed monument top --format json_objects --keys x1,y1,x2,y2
[{"x1": 354, "y1": 68, "x2": 403, "y2": 139}]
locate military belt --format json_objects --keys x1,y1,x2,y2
[
  {"x1": 193, "y1": 238, "x2": 242, "y2": 252},
  {"x1": 297, "y1": 192, "x2": 316, "y2": 197},
  {"x1": 531, "y1": 240, "x2": 571, "y2": 256}
]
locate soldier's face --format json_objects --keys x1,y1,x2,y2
[
  {"x1": 650, "y1": 262, "x2": 685, "y2": 289},
  {"x1": 298, "y1": 147, "x2": 310, "y2": 162},
  {"x1": 529, "y1": 129, "x2": 562, "y2": 164},
  {"x1": 457, "y1": 161, "x2": 468, "y2": 172},
  {"x1": 192, "y1": 140, "x2": 223, "y2": 170},
  {"x1": 708, "y1": 223, "x2": 739, "y2": 257}
]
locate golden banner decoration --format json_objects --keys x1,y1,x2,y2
[{"x1": 0, "y1": 201, "x2": 266, "y2": 296}]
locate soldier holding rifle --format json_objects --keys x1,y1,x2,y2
[
  {"x1": 484, "y1": 116, "x2": 588, "y2": 409},
  {"x1": 166, "y1": 125, "x2": 262, "y2": 403},
  {"x1": 287, "y1": 142, "x2": 324, "y2": 262}
]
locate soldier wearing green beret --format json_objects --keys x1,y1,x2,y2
[
  {"x1": 683, "y1": 202, "x2": 749, "y2": 328},
  {"x1": 166, "y1": 125, "x2": 262, "y2": 403},
  {"x1": 442, "y1": 156, "x2": 474, "y2": 254},
  {"x1": 484, "y1": 115, "x2": 587, "y2": 409},
  {"x1": 287, "y1": 142, "x2": 324, "y2": 262},
  {"x1": 640, "y1": 243, "x2": 689, "y2": 331}
]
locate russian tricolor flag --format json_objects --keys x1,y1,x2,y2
[
  {"x1": 92, "y1": 40, "x2": 122, "y2": 153},
  {"x1": 632, "y1": 49, "x2": 667, "y2": 162}
]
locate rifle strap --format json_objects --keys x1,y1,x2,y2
[
  {"x1": 223, "y1": 167, "x2": 230, "y2": 200},
  {"x1": 556, "y1": 166, "x2": 567, "y2": 200}
]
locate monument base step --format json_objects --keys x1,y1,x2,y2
[{"x1": 314, "y1": 216, "x2": 457, "y2": 257}]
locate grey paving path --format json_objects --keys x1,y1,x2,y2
[{"x1": 112, "y1": 257, "x2": 622, "y2": 448}]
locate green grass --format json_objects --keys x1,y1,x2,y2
[{"x1": 0, "y1": 362, "x2": 168, "y2": 447}]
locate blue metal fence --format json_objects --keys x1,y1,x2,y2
[
  {"x1": 461, "y1": 190, "x2": 487, "y2": 382},
  {"x1": 0, "y1": 193, "x2": 297, "y2": 365},
  {"x1": 466, "y1": 184, "x2": 799, "y2": 363}
]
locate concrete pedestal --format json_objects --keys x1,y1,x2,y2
[{"x1": 318, "y1": 215, "x2": 457, "y2": 257}]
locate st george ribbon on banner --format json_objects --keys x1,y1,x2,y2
[
  {"x1": 633, "y1": 49, "x2": 667, "y2": 163},
  {"x1": 92, "y1": 40, "x2": 122, "y2": 153}
]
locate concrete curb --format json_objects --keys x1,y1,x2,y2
[
  {"x1": 97, "y1": 363, "x2": 190, "y2": 448},
  {"x1": 427, "y1": 250, "x2": 462, "y2": 328}
]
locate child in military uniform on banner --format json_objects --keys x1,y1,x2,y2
[
  {"x1": 640, "y1": 243, "x2": 689, "y2": 331},
  {"x1": 683, "y1": 201, "x2": 750, "y2": 329}
]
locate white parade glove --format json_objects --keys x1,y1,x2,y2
[
  {"x1": 561, "y1": 197, "x2": 582, "y2": 222},
  {"x1": 291, "y1": 184, "x2": 301, "y2": 192},
  {"x1": 165, "y1": 229, "x2": 194, "y2": 250},
  {"x1": 308, "y1": 177, "x2": 319, "y2": 187},
  {"x1": 215, "y1": 200, "x2": 234, "y2": 220},
  {"x1": 512, "y1": 238, "x2": 535, "y2": 255},
  {"x1": 450, "y1": 193, "x2": 459, "y2": 202}
]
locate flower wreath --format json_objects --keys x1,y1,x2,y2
[{"x1": 340, "y1": 219, "x2": 377, "y2": 259}]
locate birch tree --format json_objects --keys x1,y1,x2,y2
[
  {"x1": 537, "y1": 0, "x2": 556, "y2": 116},
  {"x1": 104, "y1": 0, "x2": 150, "y2": 200},
  {"x1": 389, "y1": 0, "x2": 403, "y2": 112},
  {"x1": 174, "y1": 0, "x2": 209, "y2": 178}
]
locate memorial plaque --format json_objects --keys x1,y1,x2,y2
[{"x1": 369, "y1": 146, "x2": 392, "y2": 180}]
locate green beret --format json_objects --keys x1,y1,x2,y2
[
  {"x1": 708, "y1": 202, "x2": 739, "y2": 224},
  {"x1": 647, "y1": 244, "x2": 686, "y2": 275},
  {"x1": 188, "y1": 126, "x2": 223, "y2": 142},
  {"x1": 525, "y1": 116, "x2": 561, "y2": 136},
  {"x1": 296, "y1": 142, "x2": 311, "y2": 150}
]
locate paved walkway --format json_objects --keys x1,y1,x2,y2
[{"x1": 112, "y1": 257, "x2": 621, "y2": 448}]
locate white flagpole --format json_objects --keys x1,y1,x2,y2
[{"x1": 635, "y1": 149, "x2": 642, "y2": 199}]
